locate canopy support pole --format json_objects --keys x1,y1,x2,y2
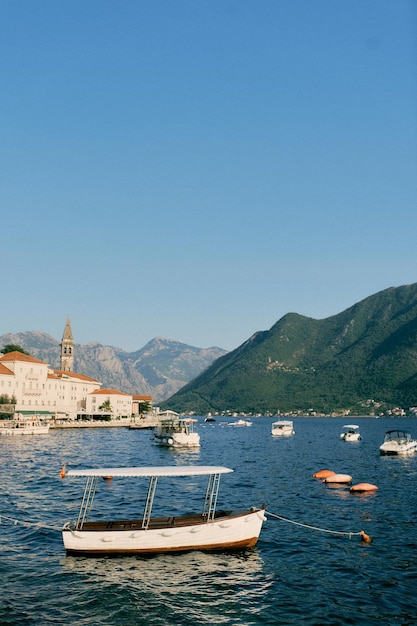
[
  {"x1": 142, "y1": 476, "x2": 158, "y2": 529},
  {"x1": 76, "y1": 476, "x2": 98, "y2": 529},
  {"x1": 203, "y1": 473, "x2": 221, "y2": 521}
]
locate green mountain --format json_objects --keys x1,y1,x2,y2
[{"x1": 161, "y1": 284, "x2": 417, "y2": 415}]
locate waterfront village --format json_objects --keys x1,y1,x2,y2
[
  {"x1": 1, "y1": 320, "x2": 415, "y2": 425},
  {"x1": 0, "y1": 320, "x2": 160, "y2": 428}
]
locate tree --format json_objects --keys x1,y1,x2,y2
[
  {"x1": 0, "y1": 394, "x2": 16, "y2": 405},
  {"x1": 138, "y1": 401, "x2": 151, "y2": 414},
  {"x1": 98, "y1": 400, "x2": 112, "y2": 413},
  {"x1": 1, "y1": 344, "x2": 30, "y2": 355}
]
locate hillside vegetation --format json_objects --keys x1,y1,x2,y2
[{"x1": 161, "y1": 284, "x2": 417, "y2": 415}]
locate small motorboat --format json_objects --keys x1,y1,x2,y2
[
  {"x1": 340, "y1": 424, "x2": 361, "y2": 442},
  {"x1": 379, "y1": 430, "x2": 417, "y2": 455},
  {"x1": 227, "y1": 419, "x2": 252, "y2": 427},
  {"x1": 271, "y1": 420, "x2": 294, "y2": 437},
  {"x1": 61, "y1": 465, "x2": 267, "y2": 556},
  {"x1": 153, "y1": 417, "x2": 200, "y2": 448}
]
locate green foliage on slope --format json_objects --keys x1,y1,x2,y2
[{"x1": 161, "y1": 284, "x2": 417, "y2": 415}]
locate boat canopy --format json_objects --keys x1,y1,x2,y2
[
  {"x1": 65, "y1": 466, "x2": 234, "y2": 478},
  {"x1": 384, "y1": 430, "x2": 411, "y2": 440}
]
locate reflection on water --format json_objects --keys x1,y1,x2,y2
[
  {"x1": 63, "y1": 549, "x2": 266, "y2": 589},
  {"x1": 62, "y1": 550, "x2": 271, "y2": 625}
]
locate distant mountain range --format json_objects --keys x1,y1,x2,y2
[
  {"x1": 0, "y1": 333, "x2": 227, "y2": 403},
  {"x1": 161, "y1": 284, "x2": 417, "y2": 416}
]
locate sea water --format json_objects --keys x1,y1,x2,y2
[{"x1": 1, "y1": 417, "x2": 416, "y2": 625}]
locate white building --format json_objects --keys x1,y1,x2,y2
[
  {"x1": 0, "y1": 351, "x2": 133, "y2": 420},
  {"x1": 84, "y1": 388, "x2": 133, "y2": 418}
]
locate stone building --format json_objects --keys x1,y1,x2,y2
[{"x1": 60, "y1": 318, "x2": 74, "y2": 372}]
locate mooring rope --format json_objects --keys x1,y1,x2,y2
[
  {"x1": 265, "y1": 510, "x2": 371, "y2": 542},
  {"x1": 0, "y1": 514, "x2": 62, "y2": 532},
  {"x1": 0, "y1": 511, "x2": 372, "y2": 542}
]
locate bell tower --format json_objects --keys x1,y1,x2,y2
[{"x1": 60, "y1": 318, "x2": 74, "y2": 372}]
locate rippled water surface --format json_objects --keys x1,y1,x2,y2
[{"x1": 1, "y1": 417, "x2": 416, "y2": 625}]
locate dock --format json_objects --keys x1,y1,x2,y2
[{"x1": 51, "y1": 416, "x2": 160, "y2": 429}]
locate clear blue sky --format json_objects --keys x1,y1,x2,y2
[{"x1": 1, "y1": 0, "x2": 416, "y2": 352}]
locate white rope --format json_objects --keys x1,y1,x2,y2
[
  {"x1": 0, "y1": 514, "x2": 62, "y2": 532},
  {"x1": 0, "y1": 510, "x2": 369, "y2": 541},
  {"x1": 265, "y1": 510, "x2": 363, "y2": 539}
]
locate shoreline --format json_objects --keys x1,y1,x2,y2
[{"x1": 51, "y1": 417, "x2": 159, "y2": 429}]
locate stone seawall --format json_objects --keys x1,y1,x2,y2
[{"x1": 51, "y1": 417, "x2": 159, "y2": 429}]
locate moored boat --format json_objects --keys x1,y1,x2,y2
[
  {"x1": 0, "y1": 414, "x2": 50, "y2": 436},
  {"x1": 61, "y1": 465, "x2": 266, "y2": 556},
  {"x1": 153, "y1": 417, "x2": 200, "y2": 447},
  {"x1": 271, "y1": 420, "x2": 294, "y2": 437},
  {"x1": 340, "y1": 424, "x2": 361, "y2": 442},
  {"x1": 227, "y1": 419, "x2": 252, "y2": 427},
  {"x1": 379, "y1": 430, "x2": 417, "y2": 455}
]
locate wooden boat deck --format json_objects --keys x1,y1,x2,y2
[{"x1": 79, "y1": 510, "x2": 241, "y2": 531}]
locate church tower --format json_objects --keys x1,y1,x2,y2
[{"x1": 60, "y1": 318, "x2": 74, "y2": 372}]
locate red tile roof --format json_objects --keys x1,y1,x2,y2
[
  {"x1": 0, "y1": 363, "x2": 13, "y2": 375},
  {"x1": 52, "y1": 369, "x2": 100, "y2": 383},
  {"x1": 0, "y1": 351, "x2": 47, "y2": 364},
  {"x1": 90, "y1": 388, "x2": 131, "y2": 396}
]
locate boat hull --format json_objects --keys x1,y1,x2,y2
[
  {"x1": 340, "y1": 433, "x2": 361, "y2": 442},
  {"x1": 0, "y1": 425, "x2": 50, "y2": 436},
  {"x1": 153, "y1": 432, "x2": 200, "y2": 447},
  {"x1": 62, "y1": 509, "x2": 266, "y2": 556},
  {"x1": 271, "y1": 429, "x2": 294, "y2": 437},
  {"x1": 379, "y1": 442, "x2": 417, "y2": 455}
]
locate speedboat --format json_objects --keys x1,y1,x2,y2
[
  {"x1": 61, "y1": 465, "x2": 267, "y2": 556},
  {"x1": 271, "y1": 420, "x2": 294, "y2": 437},
  {"x1": 0, "y1": 414, "x2": 50, "y2": 436},
  {"x1": 340, "y1": 424, "x2": 361, "y2": 442},
  {"x1": 379, "y1": 430, "x2": 417, "y2": 455},
  {"x1": 227, "y1": 419, "x2": 252, "y2": 427}
]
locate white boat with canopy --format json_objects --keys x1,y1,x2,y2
[
  {"x1": 271, "y1": 420, "x2": 294, "y2": 437},
  {"x1": 153, "y1": 417, "x2": 200, "y2": 447},
  {"x1": 61, "y1": 465, "x2": 266, "y2": 556},
  {"x1": 339, "y1": 424, "x2": 361, "y2": 442},
  {"x1": 0, "y1": 414, "x2": 50, "y2": 436}
]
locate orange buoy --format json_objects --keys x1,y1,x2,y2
[
  {"x1": 313, "y1": 469, "x2": 336, "y2": 479},
  {"x1": 60, "y1": 465, "x2": 66, "y2": 479},
  {"x1": 350, "y1": 483, "x2": 378, "y2": 493},
  {"x1": 103, "y1": 476, "x2": 113, "y2": 481},
  {"x1": 360, "y1": 530, "x2": 372, "y2": 543},
  {"x1": 324, "y1": 473, "x2": 352, "y2": 484}
]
